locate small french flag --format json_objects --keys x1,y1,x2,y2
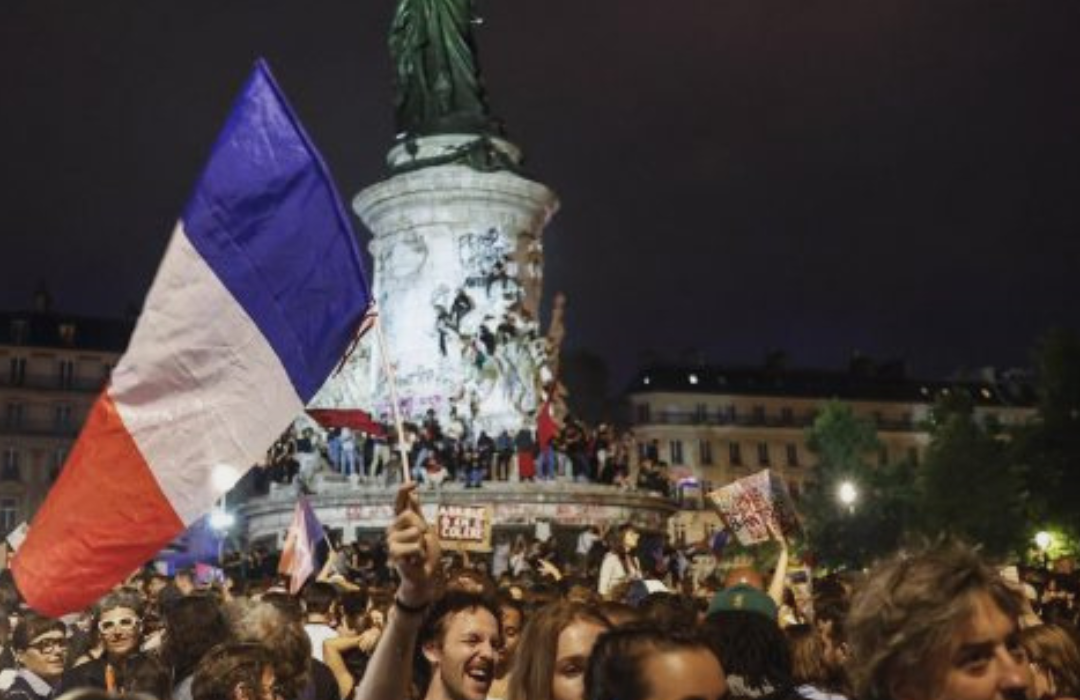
[
  {"x1": 278, "y1": 497, "x2": 326, "y2": 595},
  {"x1": 12, "y1": 60, "x2": 371, "y2": 616}
]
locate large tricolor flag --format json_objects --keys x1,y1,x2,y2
[
  {"x1": 277, "y1": 497, "x2": 326, "y2": 594},
  {"x1": 12, "y1": 60, "x2": 371, "y2": 616}
]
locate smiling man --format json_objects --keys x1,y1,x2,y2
[
  {"x1": 418, "y1": 591, "x2": 502, "y2": 700},
  {"x1": 8, "y1": 614, "x2": 68, "y2": 700},
  {"x1": 846, "y1": 540, "x2": 1029, "y2": 700},
  {"x1": 355, "y1": 484, "x2": 502, "y2": 700}
]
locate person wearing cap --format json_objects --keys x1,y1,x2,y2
[
  {"x1": 703, "y1": 574, "x2": 797, "y2": 700},
  {"x1": 7, "y1": 614, "x2": 67, "y2": 700}
]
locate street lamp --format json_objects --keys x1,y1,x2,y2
[
  {"x1": 837, "y1": 481, "x2": 858, "y2": 512},
  {"x1": 209, "y1": 509, "x2": 236, "y2": 531},
  {"x1": 1035, "y1": 531, "x2": 1052, "y2": 569}
]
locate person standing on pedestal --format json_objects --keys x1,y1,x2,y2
[{"x1": 514, "y1": 428, "x2": 536, "y2": 482}]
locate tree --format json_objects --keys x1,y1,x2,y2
[
  {"x1": 1014, "y1": 329, "x2": 1080, "y2": 547},
  {"x1": 801, "y1": 400, "x2": 913, "y2": 569},
  {"x1": 917, "y1": 391, "x2": 1027, "y2": 558}
]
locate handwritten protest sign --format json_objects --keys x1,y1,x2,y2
[
  {"x1": 436, "y1": 504, "x2": 492, "y2": 552},
  {"x1": 707, "y1": 470, "x2": 800, "y2": 546}
]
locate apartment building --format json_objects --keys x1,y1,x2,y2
[
  {"x1": 0, "y1": 291, "x2": 132, "y2": 534},
  {"x1": 626, "y1": 361, "x2": 1036, "y2": 542}
]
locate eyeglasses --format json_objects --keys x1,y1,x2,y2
[
  {"x1": 28, "y1": 637, "x2": 67, "y2": 654},
  {"x1": 98, "y1": 617, "x2": 139, "y2": 634}
]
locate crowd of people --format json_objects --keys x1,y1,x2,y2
[
  {"x1": 0, "y1": 482, "x2": 1078, "y2": 700},
  {"x1": 258, "y1": 414, "x2": 674, "y2": 496}
]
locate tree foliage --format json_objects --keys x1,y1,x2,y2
[
  {"x1": 1014, "y1": 329, "x2": 1080, "y2": 543},
  {"x1": 917, "y1": 391, "x2": 1027, "y2": 557},
  {"x1": 801, "y1": 400, "x2": 915, "y2": 569}
]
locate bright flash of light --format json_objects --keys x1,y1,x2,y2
[
  {"x1": 838, "y1": 481, "x2": 858, "y2": 506},
  {"x1": 209, "y1": 510, "x2": 236, "y2": 531}
]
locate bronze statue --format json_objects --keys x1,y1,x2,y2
[{"x1": 389, "y1": 0, "x2": 500, "y2": 137}]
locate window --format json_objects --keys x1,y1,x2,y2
[
  {"x1": 694, "y1": 403, "x2": 708, "y2": 423},
  {"x1": 699, "y1": 439, "x2": 713, "y2": 466},
  {"x1": 58, "y1": 359, "x2": 75, "y2": 389},
  {"x1": 757, "y1": 442, "x2": 771, "y2": 467},
  {"x1": 786, "y1": 444, "x2": 799, "y2": 467},
  {"x1": 636, "y1": 403, "x2": 651, "y2": 423},
  {"x1": 669, "y1": 440, "x2": 684, "y2": 465},
  {"x1": 50, "y1": 448, "x2": 66, "y2": 482},
  {"x1": 58, "y1": 323, "x2": 77, "y2": 346},
  {"x1": 10, "y1": 320, "x2": 27, "y2": 345},
  {"x1": 0, "y1": 498, "x2": 16, "y2": 535},
  {"x1": 55, "y1": 404, "x2": 73, "y2": 429},
  {"x1": 878, "y1": 446, "x2": 889, "y2": 467},
  {"x1": 1, "y1": 449, "x2": 20, "y2": 482},
  {"x1": 672, "y1": 520, "x2": 687, "y2": 546},
  {"x1": 5, "y1": 403, "x2": 24, "y2": 429},
  {"x1": 781, "y1": 407, "x2": 794, "y2": 425},
  {"x1": 729, "y1": 442, "x2": 743, "y2": 467},
  {"x1": 8, "y1": 358, "x2": 25, "y2": 386},
  {"x1": 907, "y1": 447, "x2": 920, "y2": 466},
  {"x1": 753, "y1": 406, "x2": 766, "y2": 423},
  {"x1": 872, "y1": 411, "x2": 883, "y2": 426}
]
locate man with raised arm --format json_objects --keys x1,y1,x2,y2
[{"x1": 355, "y1": 483, "x2": 501, "y2": 700}]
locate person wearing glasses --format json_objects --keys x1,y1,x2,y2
[
  {"x1": 7, "y1": 614, "x2": 67, "y2": 700},
  {"x1": 60, "y1": 589, "x2": 147, "y2": 693}
]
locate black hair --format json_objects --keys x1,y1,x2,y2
[
  {"x1": 301, "y1": 581, "x2": 339, "y2": 616},
  {"x1": 701, "y1": 610, "x2": 793, "y2": 698}
]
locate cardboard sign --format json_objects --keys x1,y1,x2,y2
[
  {"x1": 436, "y1": 504, "x2": 492, "y2": 552},
  {"x1": 707, "y1": 470, "x2": 800, "y2": 546}
]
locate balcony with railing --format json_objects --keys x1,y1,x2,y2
[
  {"x1": 0, "y1": 419, "x2": 81, "y2": 438},
  {"x1": 644, "y1": 409, "x2": 919, "y2": 432},
  {"x1": 0, "y1": 373, "x2": 107, "y2": 394}
]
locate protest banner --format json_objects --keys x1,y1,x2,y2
[
  {"x1": 707, "y1": 469, "x2": 801, "y2": 546},
  {"x1": 436, "y1": 504, "x2": 492, "y2": 552}
]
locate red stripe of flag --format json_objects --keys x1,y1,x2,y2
[{"x1": 13, "y1": 394, "x2": 184, "y2": 616}]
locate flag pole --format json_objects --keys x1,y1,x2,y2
[{"x1": 372, "y1": 308, "x2": 411, "y2": 484}]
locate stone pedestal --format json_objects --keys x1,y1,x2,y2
[{"x1": 351, "y1": 135, "x2": 559, "y2": 436}]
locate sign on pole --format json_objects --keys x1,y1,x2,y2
[
  {"x1": 707, "y1": 469, "x2": 801, "y2": 546},
  {"x1": 436, "y1": 504, "x2": 492, "y2": 552}
]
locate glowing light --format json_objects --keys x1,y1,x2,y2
[
  {"x1": 209, "y1": 510, "x2": 235, "y2": 531},
  {"x1": 837, "y1": 481, "x2": 857, "y2": 506},
  {"x1": 1035, "y1": 531, "x2": 1052, "y2": 551},
  {"x1": 688, "y1": 373, "x2": 699, "y2": 385}
]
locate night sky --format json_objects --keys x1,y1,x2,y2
[{"x1": 2, "y1": 1, "x2": 1079, "y2": 389}]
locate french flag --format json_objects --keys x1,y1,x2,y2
[
  {"x1": 12, "y1": 60, "x2": 371, "y2": 616},
  {"x1": 278, "y1": 497, "x2": 326, "y2": 594}
]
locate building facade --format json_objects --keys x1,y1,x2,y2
[
  {"x1": 0, "y1": 293, "x2": 132, "y2": 534},
  {"x1": 626, "y1": 362, "x2": 1036, "y2": 543}
]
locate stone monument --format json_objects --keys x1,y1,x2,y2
[{"x1": 348, "y1": 0, "x2": 560, "y2": 436}]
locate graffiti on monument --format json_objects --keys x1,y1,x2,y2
[{"x1": 377, "y1": 231, "x2": 429, "y2": 293}]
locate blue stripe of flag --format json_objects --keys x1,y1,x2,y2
[{"x1": 180, "y1": 60, "x2": 370, "y2": 401}]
